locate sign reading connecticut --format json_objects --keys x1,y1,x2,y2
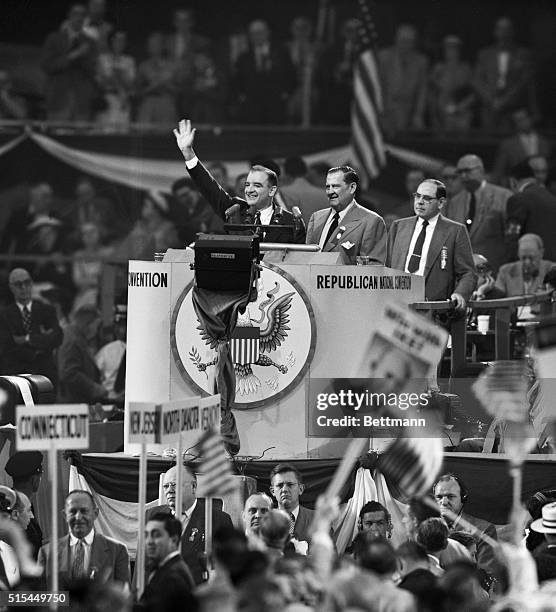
[{"x1": 171, "y1": 263, "x2": 316, "y2": 409}]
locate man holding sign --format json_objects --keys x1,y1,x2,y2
[{"x1": 38, "y1": 490, "x2": 130, "y2": 588}]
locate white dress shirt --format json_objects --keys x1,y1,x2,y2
[
  {"x1": 181, "y1": 499, "x2": 197, "y2": 530},
  {"x1": 0, "y1": 541, "x2": 20, "y2": 587},
  {"x1": 70, "y1": 528, "x2": 95, "y2": 575},
  {"x1": 404, "y1": 214, "x2": 441, "y2": 276},
  {"x1": 258, "y1": 204, "x2": 274, "y2": 226},
  {"x1": 318, "y1": 201, "x2": 355, "y2": 250}
]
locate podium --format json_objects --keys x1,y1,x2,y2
[{"x1": 125, "y1": 250, "x2": 424, "y2": 458}]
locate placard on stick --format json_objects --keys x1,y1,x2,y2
[{"x1": 16, "y1": 404, "x2": 89, "y2": 601}]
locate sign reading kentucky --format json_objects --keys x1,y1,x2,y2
[{"x1": 171, "y1": 263, "x2": 316, "y2": 409}]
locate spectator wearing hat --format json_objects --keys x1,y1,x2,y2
[
  {"x1": 531, "y1": 502, "x2": 556, "y2": 581},
  {"x1": 0, "y1": 268, "x2": 63, "y2": 391},
  {"x1": 5, "y1": 451, "x2": 44, "y2": 559}
]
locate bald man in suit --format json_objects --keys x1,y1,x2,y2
[
  {"x1": 306, "y1": 165, "x2": 387, "y2": 265},
  {"x1": 443, "y1": 154, "x2": 512, "y2": 273},
  {"x1": 387, "y1": 179, "x2": 476, "y2": 307}
]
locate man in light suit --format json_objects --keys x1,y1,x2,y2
[
  {"x1": 269, "y1": 463, "x2": 314, "y2": 544},
  {"x1": 387, "y1": 179, "x2": 476, "y2": 308},
  {"x1": 306, "y1": 165, "x2": 386, "y2": 264},
  {"x1": 495, "y1": 233, "x2": 555, "y2": 298},
  {"x1": 444, "y1": 154, "x2": 512, "y2": 273},
  {"x1": 38, "y1": 490, "x2": 129, "y2": 588}
]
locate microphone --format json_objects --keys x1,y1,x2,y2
[{"x1": 225, "y1": 203, "x2": 241, "y2": 220}]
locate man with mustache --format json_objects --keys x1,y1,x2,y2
[
  {"x1": 269, "y1": 463, "x2": 314, "y2": 544},
  {"x1": 305, "y1": 165, "x2": 387, "y2": 264}
]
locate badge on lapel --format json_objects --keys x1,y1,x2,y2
[{"x1": 441, "y1": 246, "x2": 448, "y2": 270}]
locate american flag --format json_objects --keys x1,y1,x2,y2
[
  {"x1": 378, "y1": 435, "x2": 444, "y2": 500},
  {"x1": 351, "y1": 0, "x2": 386, "y2": 184},
  {"x1": 196, "y1": 428, "x2": 237, "y2": 498}
]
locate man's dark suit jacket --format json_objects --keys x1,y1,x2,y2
[
  {"x1": 147, "y1": 499, "x2": 233, "y2": 585},
  {"x1": 138, "y1": 553, "x2": 195, "y2": 612},
  {"x1": 506, "y1": 185, "x2": 556, "y2": 262},
  {"x1": 57, "y1": 324, "x2": 105, "y2": 403},
  {"x1": 187, "y1": 161, "x2": 306, "y2": 244},
  {"x1": 38, "y1": 532, "x2": 130, "y2": 588},
  {"x1": 293, "y1": 505, "x2": 315, "y2": 543},
  {"x1": 0, "y1": 300, "x2": 63, "y2": 387},
  {"x1": 387, "y1": 214, "x2": 477, "y2": 302}
]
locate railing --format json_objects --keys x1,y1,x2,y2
[{"x1": 410, "y1": 292, "x2": 555, "y2": 376}]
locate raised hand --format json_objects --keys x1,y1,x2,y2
[{"x1": 173, "y1": 119, "x2": 196, "y2": 160}]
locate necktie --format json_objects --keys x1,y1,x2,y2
[
  {"x1": 323, "y1": 212, "x2": 340, "y2": 247},
  {"x1": 466, "y1": 192, "x2": 476, "y2": 226},
  {"x1": 22, "y1": 305, "x2": 31, "y2": 334},
  {"x1": 288, "y1": 512, "x2": 295, "y2": 536},
  {"x1": 72, "y1": 539, "x2": 85, "y2": 580},
  {"x1": 254, "y1": 211, "x2": 261, "y2": 225},
  {"x1": 407, "y1": 219, "x2": 429, "y2": 273}
]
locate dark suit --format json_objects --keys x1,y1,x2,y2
[
  {"x1": 387, "y1": 215, "x2": 477, "y2": 302},
  {"x1": 450, "y1": 512, "x2": 497, "y2": 579},
  {"x1": 57, "y1": 324, "x2": 106, "y2": 403},
  {"x1": 506, "y1": 186, "x2": 556, "y2": 262},
  {"x1": 292, "y1": 505, "x2": 315, "y2": 543},
  {"x1": 188, "y1": 161, "x2": 305, "y2": 244},
  {"x1": 138, "y1": 553, "x2": 195, "y2": 612},
  {"x1": 443, "y1": 182, "x2": 512, "y2": 273},
  {"x1": 492, "y1": 133, "x2": 551, "y2": 185},
  {"x1": 306, "y1": 202, "x2": 387, "y2": 264},
  {"x1": 233, "y1": 44, "x2": 296, "y2": 124},
  {"x1": 0, "y1": 300, "x2": 63, "y2": 388},
  {"x1": 147, "y1": 500, "x2": 233, "y2": 585},
  {"x1": 37, "y1": 532, "x2": 130, "y2": 588}
]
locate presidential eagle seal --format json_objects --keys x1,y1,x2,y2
[{"x1": 171, "y1": 263, "x2": 316, "y2": 409}]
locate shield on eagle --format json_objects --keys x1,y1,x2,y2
[{"x1": 230, "y1": 326, "x2": 260, "y2": 365}]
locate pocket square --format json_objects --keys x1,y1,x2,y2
[{"x1": 341, "y1": 241, "x2": 355, "y2": 250}]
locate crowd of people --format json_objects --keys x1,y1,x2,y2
[
  {"x1": 3, "y1": 455, "x2": 556, "y2": 610},
  {"x1": 0, "y1": 1, "x2": 553, "y2": 132}
]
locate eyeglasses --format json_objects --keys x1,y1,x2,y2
[
  {"x1": 10, "y1": 280, "x2": 32, "y2": 288},
  {"x1": 456, "y1": 166, "x2": 481, "y2": 175},
  {"x1": 412, "y1": 193, "x2": 437, "y2": 203}
]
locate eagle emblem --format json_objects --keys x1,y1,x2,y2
[{"x1": 189, "y1": 282, "x2": 294, "y2": 396}]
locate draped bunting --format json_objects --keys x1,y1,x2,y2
[{"x1": 0, "y1": 129, "x2": 447, "y2": 194}]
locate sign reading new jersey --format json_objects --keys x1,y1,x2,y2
[
  {"x1": 171, "y1": 263, "x2": 316, "y2": 409},
  {"x1": 16, "y1": 404, "x2": 89, "y2": 450}
]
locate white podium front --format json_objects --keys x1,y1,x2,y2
[{"x1": 125, "y1": 252, "x2": 424, "y2": 458}]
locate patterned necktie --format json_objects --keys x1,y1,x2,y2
[
  {"x1": 72, "y1": 539, "x2": 85, "y2": 580},
  {"x1": 22, "y1": 305, "x2": 31, "y2": 334},
  {"x1": 254, "y1": 211, "x2": 262, "y2": 225},
  {"x1": 288, "y1": 512, "x2": 295, "y2": 536},
  {"x1": 408, "y1": 219, "x2": 429, "y2": 273},
  {"x1": 466, "y1": 192, "x2": 476, "y2": 226},
  {"x1": 323, "y1": 212, "x2": 340, "y2": 247}
]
